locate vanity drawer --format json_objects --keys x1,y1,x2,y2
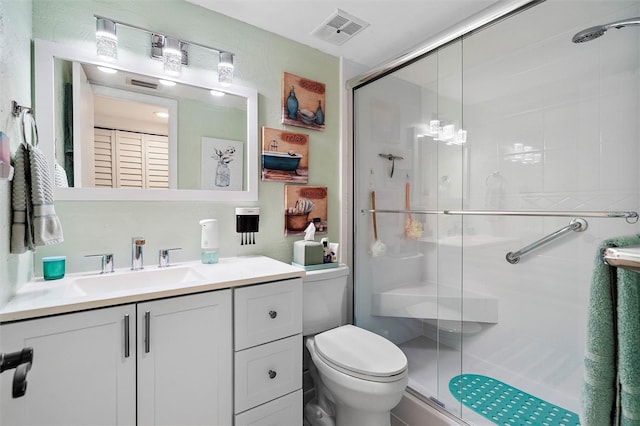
[
  {"x1": 234, "y1": 278, "x2": 302, "y2": 350},
  {"x1": 234, "y1": 389, "x2": 302, "y2": 426},
  {"x1": 234, "y1": 334, "x2": 302, "y2": 413}
]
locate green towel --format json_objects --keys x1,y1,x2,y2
[{"x1": 581, "y1": 234, "x2": 640, "y2": 426}]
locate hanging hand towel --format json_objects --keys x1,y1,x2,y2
[
  {"x1": 581, "y1": 234, "x2": 640, "y2": 426},
  {"x1": 10, "y1": 144, "x2": 33, "y2": 253},
  {"x1": 29, "y1": 143, "x2": 63, "y2": 247}
]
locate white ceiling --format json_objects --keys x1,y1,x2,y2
[{"x1": 185, "y1": 0, "x2": 500, "y2": 67}]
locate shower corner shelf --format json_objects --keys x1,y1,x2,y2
[{"x1": 372, "y1": 282, "x2": 498, "y2": 324}]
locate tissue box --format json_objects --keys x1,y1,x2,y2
[{"x1": 293, "y1": 241, "x2": 323, "y2": 266}]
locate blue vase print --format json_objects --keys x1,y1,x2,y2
[
  {"x1": 286, "y1": 86, "x2": 298, "y2": 119},
  {"x1": 315, "y1": 100, "x2": 324, "y2": 125}
]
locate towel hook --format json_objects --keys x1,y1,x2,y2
[{"x1": 379, "y1": 153, "x2": 404, "y2": 178}]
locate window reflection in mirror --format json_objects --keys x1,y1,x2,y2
[{"x1": 53, "y1": 59, "x2": 248, "y2": 191}]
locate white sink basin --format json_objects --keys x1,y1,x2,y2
[{"x1": 72, "y1": 266, "x2": 205, "y2": 296}]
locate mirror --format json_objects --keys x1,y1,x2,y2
[{"x1": 35, "y1": 39, "x2": 258, "y2": 201}]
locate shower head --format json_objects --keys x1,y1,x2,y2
[{"x1": 572, "y1": 17, "x2": 640, "y2": 43}]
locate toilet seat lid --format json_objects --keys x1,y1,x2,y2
[{"x1": 314, "y1": 325, "x2": 407, "y2": 378}]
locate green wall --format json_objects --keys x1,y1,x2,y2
[
  {"x1": 0, "y1": 0, "x2": 34, "y2": 305},
  {"x1": 30, "y1": 0, "x2": 340, "y2": 275}
]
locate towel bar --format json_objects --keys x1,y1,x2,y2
[
  {"x1": 361, "y1": 209, "x2": 639, "y2": 224},
  {"x1": 602, "y1": 245, "x2": 640, "y2": 273}
]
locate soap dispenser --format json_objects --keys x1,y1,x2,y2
[{"x1": 199, "y1": 219, "x2": 219, "y2": 264}]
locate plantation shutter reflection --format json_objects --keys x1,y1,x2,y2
[{"x1": 94, "y1": 128, "x2": 169, "y2": 189}]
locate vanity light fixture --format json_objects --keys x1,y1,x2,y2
[
  {"x1": 94, "y1": 15, "x2": 236, "y2": 85},
  {"x1": 218, "y1": 52, "x2": 234, "y2": 86},
  {"x1": 210, "y1": 89, "x2": 226, "y2": 97},
  {"x1": 96, "y1": 17, "x2": 118, "y2": 62}
]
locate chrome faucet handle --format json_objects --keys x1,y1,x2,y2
[
  {"x1": 85, "y1": 253, "x2": 115, "y2": 274},
  {"x1": 158, "y1": 248, "x2": 182, "y2": 268},
  {"x1": 132, "y1": 238, "x2": 146, "y2": 246}
]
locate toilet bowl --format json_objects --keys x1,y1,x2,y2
[
  {"x1": 302, "y1": 266, "x2": 408, "y2": 426},
  {"x1": 305, "y1": 325, "x2": 408, "y2": 426}
]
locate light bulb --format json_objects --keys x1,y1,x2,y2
[
  {"x1": 96, "y1": 18, "x2": 117, "y2": 62},
  {"x1": 163, "y1": 37, "x2": 182, "y2": 77},
  {"x1": 218, "y1": 52, "x2": 234, "y2": 86}
]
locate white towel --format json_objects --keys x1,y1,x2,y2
[
  {"x1": 10, "y1": 143, "x2": 64, "y2": 253},
  {"x1": 29, "y1": 144, "x2": 63, "y2": 246},
  {"x1": 54, "y1": 162, "x2": 69, "y2": 188}
]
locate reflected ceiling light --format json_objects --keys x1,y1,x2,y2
[
  {"x1": 158, "y1": 79, "x2": 176, "y2": 87},
  {"x1": 162, "y1": 37, "x2": 182, "y2": 77},
  {"x1": 218, "y1": 52, "x2": 234, "y2": 86},
  {"x1": 96, "y1": 17, "x2": 118, "y2": 62},
  {"x1": 97, "y1": 66, "x2": 118, "y2": 74},
  {"x1": 154, "y1": 111, "x2": 169, "y2": 118},
  {"x1": 210, "y1": 89, "x2": 226, "y2": 97},
  {"x1": 420, "y1": 120, "x2": 468, "y2": 145}
]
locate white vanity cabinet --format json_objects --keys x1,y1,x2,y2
[
  {"x1": 233, "y1": 278, "x2": 303, "y2": 425},
  {"x1": 137, "y1": 290, "x2": 232, "y2": 425},
  {"x1": 0, "y1": 257, "x2": 305, "y2": 426},
  {"x1": 0, "y1": 304, "x2": 137, "y2": 425},
  {"x1": 0, "y1": 290, "x2": 232, "y2": 426}
]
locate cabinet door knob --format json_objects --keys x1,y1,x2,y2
[
  {"x1": 268, "y1": 310, "x2": 277, "y2": 319},
  {"x1": 268, "y1": 369, "x2": 277, "y2": 379}
]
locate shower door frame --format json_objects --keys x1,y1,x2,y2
[
  {"x1": 341, "y1": 0, "x2": 542, "y2": 413},
  {"x1": 342, "y1": 0, "x2": 541, "y2": 331}
]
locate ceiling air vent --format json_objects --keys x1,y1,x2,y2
[
  {"x1": 128, "y1": 78, "x2": 158, "y2": 90},
  {"x1": 311, "y1": 9, "x2": 369, "y2": 46}
]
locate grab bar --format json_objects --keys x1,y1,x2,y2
[{"x1": 506, "y1": 218, "x2": 588, "y2": 264}]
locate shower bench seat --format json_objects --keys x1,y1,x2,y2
[{"x1": 372, "y1": 282, "x2": 498, "y2": 323}]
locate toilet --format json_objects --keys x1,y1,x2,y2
[{"x1": 302, "y1": 265, "x2": 408, "y2": 426}]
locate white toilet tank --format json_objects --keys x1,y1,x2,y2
[{"x1": 303, "y1": 264, "x2": 349, "y2": 336}]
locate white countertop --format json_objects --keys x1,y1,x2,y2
[{"x1": 0, "y1": 256, "x2": 305, "y2": 323}]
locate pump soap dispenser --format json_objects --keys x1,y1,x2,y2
[{"x1": 199, "y1": 219, "x2": 219, "y2": 264}]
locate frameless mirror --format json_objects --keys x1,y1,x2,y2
[{"x1": 34, "y1": 39, "x2": 258, "y2": 201}]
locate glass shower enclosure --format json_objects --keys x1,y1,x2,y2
[{"x1": 351, "y1": 0, "x2": 640, "y2": 424}]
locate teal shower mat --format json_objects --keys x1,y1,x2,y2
[{"x1": 449, "y1": 374, "x2": 580, "y2": 425}]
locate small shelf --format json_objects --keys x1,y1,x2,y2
[{"x1": 372, "y1": 282, "x2": 498, "y2": 323}]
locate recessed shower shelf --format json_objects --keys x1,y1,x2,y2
[{"x1": 372, "y1": 282, "x2": 498, "y2": 323}]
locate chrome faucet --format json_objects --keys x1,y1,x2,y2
[
  {"x1": 85, "y1": 253, "x2": 115, "y2": 274},
  {"x1": 131, "y1": 237, "x2": 145, "y2": 270},
  {"x1": 158, "y1": 248, "x2": 181, "y2": 268}
]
